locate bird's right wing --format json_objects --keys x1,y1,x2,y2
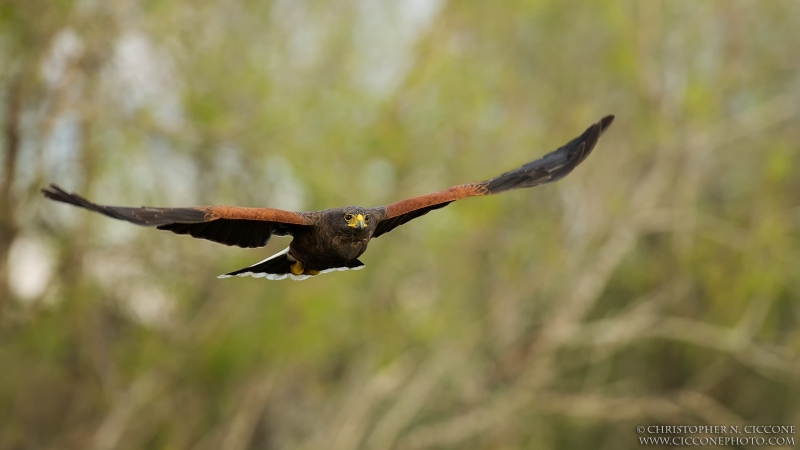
[{"x1": 41, "y1": 184, "x2": 314, "y2": 248}]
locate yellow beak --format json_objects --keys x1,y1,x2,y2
[{"x1": 355, "y1": 214, "x2": 366, "y2": 230}]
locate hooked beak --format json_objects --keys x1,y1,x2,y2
[{"x1": 355, "y1": 214, "x2": 366, "y2": 230}]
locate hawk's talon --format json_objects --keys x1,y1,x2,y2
[{"x1": 291, "y1": 261, "x2": 320, "y2": 276}]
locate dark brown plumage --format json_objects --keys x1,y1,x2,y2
[{"x1": 42, "y1": 115, "x2": 614, "y2": 280}]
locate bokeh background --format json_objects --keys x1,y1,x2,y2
[{"x1": 2, "y1": 1, "x2": 799, "y2": 449}]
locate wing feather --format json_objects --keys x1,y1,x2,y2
[
  {"x1": 373, "y1": 185, "x2": 484, "y2": 238},
  {"x1": 372, "y1": 115, "x2": 614, "y2": 238},
  {"x1": 41, "y1": 184, "x2": 313, "y2": 248}
]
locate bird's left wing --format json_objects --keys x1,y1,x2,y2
[
  {"x1": 372, "y1": 115, "x2": 614, "y2": 238},
  {"x1": 41, "y1": 184, "x2": 313, "y2": 248}
]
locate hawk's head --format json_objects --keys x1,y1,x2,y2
[{"x1": 342, "y1": 209, "x2": 370, "y2": 230}]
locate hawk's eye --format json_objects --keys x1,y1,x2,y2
[
  {"x1": 364, "y1": 215, "x2": 370, "y2": 223},
  {"x1": 344, "y1": 214, "x2": 353, "y2": 221}
]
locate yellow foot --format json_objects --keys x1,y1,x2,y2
[
  {"x1": 290, "y1": 261, "x2": 304, "y2": 275},
  {"x1": 307, "y1": 269, "x2": 321, "y2": 276}
]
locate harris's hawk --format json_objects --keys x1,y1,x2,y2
[{"x1": 42, "y1": 115, "x2": 613, "y2": 280}]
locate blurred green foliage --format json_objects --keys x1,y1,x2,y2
[{"x1": 1, "y1": 1, "x2": 799, "y2": 449}]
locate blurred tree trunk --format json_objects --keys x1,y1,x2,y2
[{"x1": 0, "y1": 77, "x2": 22, "y2": 312}]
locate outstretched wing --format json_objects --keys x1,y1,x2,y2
[
  {"x1": 41, "y1": 184, "x2": 313, "y2": 248},
  {"x1": 372, "y1": 115, "x2": 614, "y2": 238}
]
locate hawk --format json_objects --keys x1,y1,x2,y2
[{"x1": 43, "y1": 115, "x2": 613, "y2": 280}]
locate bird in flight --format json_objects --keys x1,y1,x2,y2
[{"x1": 43, "y1": 115, "x2": 613, "y2": 280}]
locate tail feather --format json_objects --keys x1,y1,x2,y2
[{"x1": 217, "y1": 247, "x2": 365, "y2": 281}]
